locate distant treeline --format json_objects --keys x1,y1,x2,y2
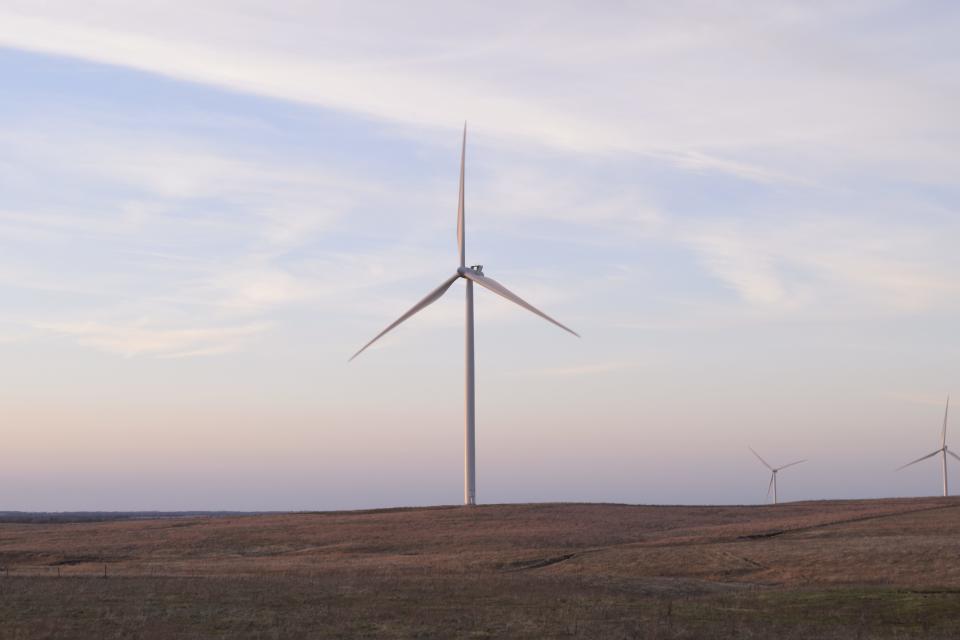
[{"x1": 0, "y1": 511, "x2": 278, "y2": 524}]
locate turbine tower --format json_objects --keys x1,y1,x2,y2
[
  {"x1": 897, "y1": 395, "x2": 957, "y2": 496},
  {"x1": 749, "y1": 447, "x2": 806, "y2": 505},
  {"x1": 350, "y1": 124, "x2": 579, "y2": 506}
]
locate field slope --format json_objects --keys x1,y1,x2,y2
[{"x1": 2, "y1": 497, "x2": 960, "y2": 638}]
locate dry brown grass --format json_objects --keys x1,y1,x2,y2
[{"x1": 2, "y1": 497, "x2": 960, "y2": 638}]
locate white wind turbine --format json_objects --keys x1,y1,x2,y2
[
  {"x1": 897, "y1": 395, "x2": 957, "y2": 496},
  {"x1": 749, "y1": 447, "x2": 806, "y2": 505},
  {"x1": 349, "y1": 125, "x2": 579, "y2": 506}
]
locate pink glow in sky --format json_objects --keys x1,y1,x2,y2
[{"x1": 0, "y1": 2, "x2": 958, "y2": 510}]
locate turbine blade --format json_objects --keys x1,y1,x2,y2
[
  {"x1": 777, "y1": 459, "x2": 807, "y2": 472},
  {"x1": 948, "y1": 449, "x2": 960, "y2": 463},
  {"x1": 460, "y1": 269, "x2": 579, "y2": 337},
  {"x1": 748, "y1": 446, "x2": 773, "y2": 471},
  {"x1": 942, "y1": 395, "x2": 950, "y2": 449},
  {"x1": 896, "y1": 449, "x2": 942, "y2": 471},
  {"x1": 766, "y1": 473, "x2": 775, "y2": 500},
  {"x1": 349, "y1": 274, "x2": 460, "y2": 361},
  {"x1": 457, "y1": 123, "x2": 466, "y2": 268}
]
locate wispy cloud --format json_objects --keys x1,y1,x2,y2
[
  {"x1": 0, "y1": 124, "x2": 363, "y2": 246},
  {"x1": 686, "y1": 229, "x2": 798, "y2": 310},
  {"x1": 0, "y1": 116, "x2": 431, "y2": 355},
  {"x1": 680, "y1": 214, "x2": 960, "y2": 315},
  {"x1": 1, "y1": 2, "x2": 955, "y2": 184},
  {"x1": 473, "y1": 159, "x2": 664, "y2": 234},
  {"x1": 37, "y1": 320, "x2": 267, "y2": 358}
]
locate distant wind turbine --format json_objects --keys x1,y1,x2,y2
[
  {"x1": 350, "y1": 124, "x2": 579, "y2": 506},
  {"x1": 897, "y1": 395, "x2": 957, "y2": 496},
  {"x1": 749, "y1": 447, "x2": 806, "y2": 505}
]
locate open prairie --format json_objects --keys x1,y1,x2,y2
[{"x1": 2, "y1": 497, "x2": 960, "y2": 638}]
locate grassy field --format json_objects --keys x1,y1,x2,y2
[{"x1": 2, "y1": 497, "x2": 960, "y2": 638}]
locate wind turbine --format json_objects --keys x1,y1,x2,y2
[
  {"x1": 897, "y1": 395, "x2": 957, "y2": 496},
  {"x1": 349, "y1": 124, "x2": 579, "y2": 506},
  {"x1": 749, "y1": 447, "x2": 806, "y2": 505}
]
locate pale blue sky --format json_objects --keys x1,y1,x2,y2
[{"x1": 0, "y1": 1, "x2": 958, "y2": 510}]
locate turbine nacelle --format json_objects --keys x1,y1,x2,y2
[
  {"x1": 897, "y1": 395, "x2": 956, "y2": 497},
  {"x1": 749, "y1": 446, "x2": 806, "y2": 505},
  {"x1": 350, "y1": 124, "x2": 579, "y2": 505}
]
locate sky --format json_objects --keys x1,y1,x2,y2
[{"x1": 0, "y1": 1, "x2": 958, "y2": 511}]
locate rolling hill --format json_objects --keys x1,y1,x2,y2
[{"x1": 2, "y1": 497, "x2": 960, "y2": 638}]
